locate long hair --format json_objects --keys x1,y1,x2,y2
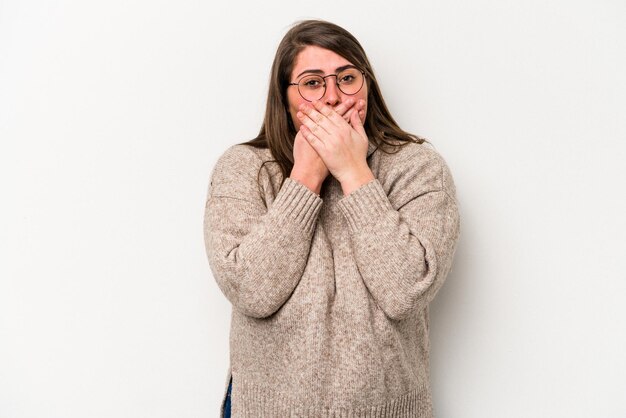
[{"x1": 240, "y1": 19, "x2": 426, "y2": 188}]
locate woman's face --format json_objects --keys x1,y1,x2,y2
[{"x1": 287, "y1": 45, "x2": 368, "y2": 131}]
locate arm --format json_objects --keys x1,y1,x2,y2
[
  {"x1": 336, "y1": 149, "x2": 461, "y2": 321},
  {"x1": 203, "y1": 145, "x2": 322, "y2": 318}
]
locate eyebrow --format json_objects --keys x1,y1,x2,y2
[{"x1": 295, "y1": 64, "x2": 358, "y2": 79}]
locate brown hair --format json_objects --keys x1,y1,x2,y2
[{"x1": 239, "y1": 19, "x2": 426, "y2": 188}]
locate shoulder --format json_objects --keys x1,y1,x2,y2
[
  {"x1": 208, "y1": 144, "x2": 278, "y2": 202},
  {"x1": 375, "y1": 139, "x2": 457, "y2": 198},
  {"x1": 207, "y1": 144, "x2": 263, "y2": 201},
  {"x1": 211, "y1": 144, "x2": 278, "y2": 183},
  {"x1": 211, "y1": 144, "x2": 262, "y2": 182}
]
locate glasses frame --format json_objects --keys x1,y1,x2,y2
[{"x1": 288, "y1": 68, "x2": 366, "y2": 102}]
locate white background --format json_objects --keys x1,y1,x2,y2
[{"x1": 1, "y1": 1, "x2": 625, "y2": 417}]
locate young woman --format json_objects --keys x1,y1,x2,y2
[{"x1": 204, "y1": 19, "x2": 461, "y2": 418}]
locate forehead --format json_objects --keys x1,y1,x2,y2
[{"x1": 291, "y1": 45, "x2": 353, "y2": 76}]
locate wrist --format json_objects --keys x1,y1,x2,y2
[
  {"x1": 289, "y1": 168, "x2": 325, "y2": 195},
  {"x1": 340, "y1": 166, "x2": 375, "y2": 196}
]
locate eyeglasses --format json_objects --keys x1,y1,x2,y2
[{"x1": 288, "y1": 67, "x2": 366, "y2": 102}]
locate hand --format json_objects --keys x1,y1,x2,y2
[
  {"x1": 297, "y1": 99, "x2": 374, "y2": 194},
  {"x1": 336, "y1": 98, "x2": 364, "y2": 124},
  {"x1": 290, "y1": 129, "x2": 327, "y2": 193},
  {"x1": 290, "y1": 100, "x2": 361, "y2": 194}
]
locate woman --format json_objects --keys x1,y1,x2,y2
[{"x1": 204, "y1": 19, "x2": 460, "y2": 418}]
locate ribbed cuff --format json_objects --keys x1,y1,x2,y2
[
  {"x1": 337, "y1": 179, "x2": 394, "y2": 233},
  {"x1": 271, "y1": 177, "x2": 323, "y2": 235}
]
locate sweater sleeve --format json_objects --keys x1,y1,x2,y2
[
  {"x1": 336, "y1": 148, "x2": 460, "y2": 321},
  {"x1": 203, "y1": 145, "x2": 323, "y2": 319}
]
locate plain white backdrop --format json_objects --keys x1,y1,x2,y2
[{"x1": 1, "y1": 0, "x2": 625, "y2": 417}]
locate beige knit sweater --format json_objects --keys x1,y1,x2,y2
[{"x1": 204, "y1": 139, "x2": 460, "y2": 417}]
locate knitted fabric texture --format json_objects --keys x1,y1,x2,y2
[{"x1": 204, "y1": 139, "x2": 460, "y2": 417}]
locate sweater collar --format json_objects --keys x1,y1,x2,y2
[{"x1": 367, "y1": 140, "x2": 378, "y2": 158}]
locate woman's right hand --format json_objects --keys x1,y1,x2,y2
[
  {"x1": 290, "y1": 129, "x2": 329, "y2": 194},
  {"x1": 290, "y1": 99, "x2": 363, "y2": 194}
]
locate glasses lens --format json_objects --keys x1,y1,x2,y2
[
  {"x1": 337, "y1": 69, "x2": 364, "y2": 95},
  {"x1": 298, "y1": 75, "x2": 325, "y2": 101}
]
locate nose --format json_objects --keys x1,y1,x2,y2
[{"x1": 323, "y1": 77, "x2": 340, "y2": 106}]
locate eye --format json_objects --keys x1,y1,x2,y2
[
  {"x1": 301, "y1": 77, "x2": 324, "y2": 89},
  {"x1": 337, "y1": 71, "x2": 359, "y2": 85},
  {"x1": 339, "y1": 74, "x2": 356, "y2": 84}
]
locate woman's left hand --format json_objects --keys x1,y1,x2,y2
[{"x1": 297, "y1": 99, "x2": 375, "y2": 194}]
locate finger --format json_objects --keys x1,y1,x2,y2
[
  {"x1": 342, "y1": 106, "x2": 356, "y2": 122},
  {"x1": 311, "y1": 100, "x2": 346, "y2": 127},
  {"x1": 332, "y1": 98, "x2": 356, "y2": 117},
  {"x1": 350, "y1": 105, "x2": 367, "y2": 138},
  {"x1": 297, "y1": 108, "x2": 330, "y2": 137},
  {"x1": 354, "y1": 99, "x2": 366, "y2": 124},
  {"x1": 300, "y1": 124, "x2": 325, "y2": 151}
]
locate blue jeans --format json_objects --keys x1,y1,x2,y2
[{"x1": 223, "y1": 376, "x2": 232, "y2": 418}]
